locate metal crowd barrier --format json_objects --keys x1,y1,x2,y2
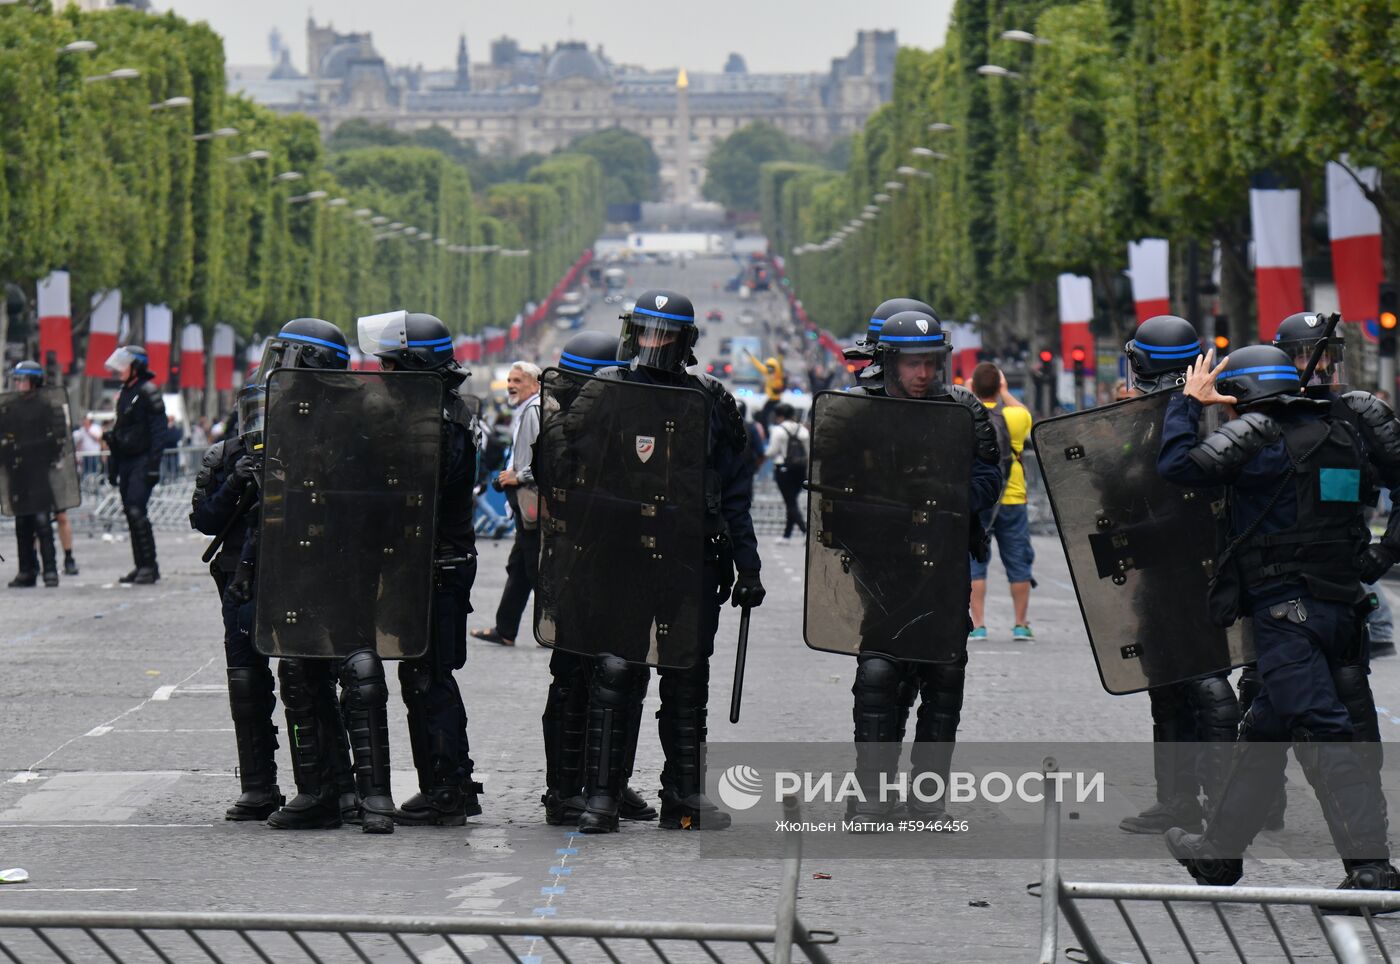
[
  {"x1": 1034, "y1": 760, "x2": 1394, "y2": 963},
  {"x1": 0, "y1": 799, "x2": 836, "y2": 964}
]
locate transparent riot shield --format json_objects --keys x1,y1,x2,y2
[
  {"x1": 1032, "y1": 391, "x2": 1253, "y2": 695},
  {"x1": 253, "y1": 369, "x2": 442, "y2": 660},
  {"x1": 533, "y1": 368, "x2": 709, "y2": 668},
  {"x1": 0, "y1": 385, "x2": 80, "y2": 516},
  {"x1": 803, "y1": 391, "x2": 975, "y2": 664}
]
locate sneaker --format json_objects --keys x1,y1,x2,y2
[
  {"x1": 967, "y1": 626, "x2": 987, "y2": 642},
  {"x1": 63, "y1": 556, "x2": 79, "y2": 576},
  {"x1": 1012, "y1": 624, "x2": 1035, "y2": 641}
]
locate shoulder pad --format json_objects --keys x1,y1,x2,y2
[
  {"x1": 201, "y1": 440, "x2": 226, "y2": 471},
  {"x1": 688, "y1": 372, "x2": 746, "y2": 449},
  {"x1": 1343, "y1": 390, "x2": 1400, "y2": 467},
  {"x1": 947, "y1": 384, "x2": 999, "y2": 464},
  {"x1": 1188, "y1": 411, "x2": 1282, "y2": 475},
  {"x1": 138, "y1": 380, "x2": 166, "y2": 413}
]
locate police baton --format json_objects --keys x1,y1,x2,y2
[
  {"x1": 1299, "y1": 311, "x2": 1342, "y2": 386},
  {"x1": 201, "y1": 486, "x2": 256, "y2": 564},
  {"x1": 729, "y1": 606, "x2": 752, "y2": 724}
]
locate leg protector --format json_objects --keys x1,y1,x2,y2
[
  {"x1": 620, "y1": 667, "x2": 658, "y2": 821},
  {"x1": 1186, "y1": 674, "x2": 1242, "y2": 808},
  {"x1": 225, "y1": 666, "x2": 282, "y2": 820},
  {"x1": 267, "y1": 660, "x2": 341, "y2": 830},
  {"x1": 542, "y1": 651, "x2": 589, "y2": 825},
  {"x1": 908, "y1": 656, "x2": 967, "y2": 818},
  {"x1": 34, "y1": 512, "x2": 57, "y2": 584},
  {"x1": 10, "y1": 515, "x2": 37, "y2": 586},
  {"x1": 657, "y1": 658, "x2": 727, "y2": 830},
  {"x1": 125, "y1": 506, "x2": 159, "y2": 583},
  {"x1": 578, "y1": 655, "x2": 637, "y2": 834},
  {"x1": 340, "y1": 650, "x2": 395, "y2": 834},
  {"x1": 1332, "y1": 662, "x2": 1382, "y2": 745},
  {"x1": 850, "y1": 655, "x2": 904, "y2": 820},
  {"x1": 1293, "y1": 733, "x2": 1391, "y2": 871}
]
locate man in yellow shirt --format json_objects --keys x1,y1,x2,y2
[{"x1": 968, "y1": 362, "x2": 1035, "y2": 641}]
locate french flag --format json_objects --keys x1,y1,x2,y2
[
  {"x1": 37, "y1": 271, "x2": 73, "y2": 371},
  {"x1": 1057, "y1": 273, "x2": 1095, "y2": 371},
  {"x1": 1128, "y1": 239, "x2": 1170, "y2": 324},
  {"x1": 180, "y1": 324, "x2": 205, "y2": 389},
  {"x1": 84, "y1": 290, "x2": 122, "y2": 378},
  {"x1": 245, "y1": 342, "x2": 263, "y2": 378},
  {"x1": 1326, "y1": 160, "x2": 1383, "y2": 323},
  {"x1": 213, "y1": 324, "x2": 235, "y2": 391},
  {"x1": 1249, "y1": 185, "x2": 1304, "y2": 339},
  {"x1": 145, "y1": 304, "x2": 173, "y2": 385}
]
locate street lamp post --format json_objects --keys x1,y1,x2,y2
[
  {"x1": 227, "y1": 150, "x2": 270, "y2": 163},
  {"x1": 193, "y1": 127, "x2": 239, "y2": 142},
  {"x1": 83, "y1": 67, "x2": 140, "y2": 84},
  {"x1": 149, "y1": 96, "x2": 192, "y2": 111}
]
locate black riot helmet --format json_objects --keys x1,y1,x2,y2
[
  {"x1": 874, "y1": 310, "x2": 951, "y2": 399},
  {"x1": 558, "y1": 329, "x2": 621, "y2": 375},
  {"x1": 844, "y1": 297, "x2": 936, "y2": 361},
  {"x1": 1273, "y1": 311, "x2": 1345, "y2": 392},
  {"x1": 1123, "y1": 315, "x2": 1201, "y2": 394},
  {"x1": 1215, "y1": 344, "x2": 1304, "y2": 410},
  {"x1": 8, "y1": 359, "x2": 44, "y2": 391},
  {"x1": 360, "y1": 310, "x2": 459, "y2": 374},
  {"x1": 255, "y1": 318, "x2": 350, "y2": 385},
  {"x1": 618, "y1": 289, "x2": 698, "y2": 375}
]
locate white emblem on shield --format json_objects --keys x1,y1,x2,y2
[
  {"x1": 916, "y1": 319, "x2": 929, "y2": 334},
  {"x1": 654, "y1": 295, "x2": 669, "y2": 310},
  {"x1": 636, "y1": 435, "x2": 656, "y2": 463}
]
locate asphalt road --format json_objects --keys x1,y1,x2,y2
[{"x1": 5, "y1": 257, "x2": 1400, "y2": 961}]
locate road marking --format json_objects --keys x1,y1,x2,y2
[
  {"x1": 150, "y1": 685, "x2": 177, "y2": 701},
  {"x1": 3, "y1": 888, "x2": 140, "y2": 893},
  {"x1": 11, "y1": 655, "x2": 218, "y2": 782},
  {"x1": 0, "y1": 771, "x2": 186, "y2": 823},
  {"x1": 0, "y1": 824, "x2": 212, "y2": 829}
]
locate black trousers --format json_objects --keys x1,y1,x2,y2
[
  {"x1": 774, "y1": 465, "x2": 806, "y2": 537},
  {"x1": 495, "y1": 521, "x2": 540, "y2": 640}
]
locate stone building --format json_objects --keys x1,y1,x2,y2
[{"x1": 228, "y1": 20, "x2": 896, "y2": 201}]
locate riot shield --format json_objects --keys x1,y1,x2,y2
[
  {"x1": 803, "y1": 391, "x2": 975, "y2": 664},
  {"x1": 1032, "y1": 391, "x2": 1253, "y2": 695},
  {"x1": 0, "y1": 385, "x2": 80, "y2": 517},
  {"x1": 253, "y1": 369, "x2": 442, "y2": 660},
  {"x1": 533, "y1": 368, "x2": 709, "y2": 669}
]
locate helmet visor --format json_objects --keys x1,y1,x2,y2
[
  {"x1": 356, "y1": 310, "x2": 410, "y2": 358},
  {"x1": 237, "y1": 385, "x2": 267, "y2": 452},
  {"x1": 104, "y1": 346, "x2": 145, "y2": 376},
  {"x1": 619, "y1": 314, "x2": 694, "y2": 372},
  {"x1": 1277, "y1": 338, "x2": 1346, "y2": 390},
  {"x1": 882, "y1": 345, "x2": 950, "y2": 399}
]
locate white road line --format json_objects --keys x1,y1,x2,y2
[
  {"x1": 150, "y1": 685, "x2": 178, "y2": 701},
  {"x1": 0, "y1": 824, "x2": 213, "y2": 829},
  {"x1": 10, "y1": 655, "x2": 218, "y2": 782},
  {"x1": 4, "y1": 888, "x2": 140, "y2": 893}
]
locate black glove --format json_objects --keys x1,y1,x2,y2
[
  {"x1": 107, "y1": 466, "x2": 119, "y2": 486},
  {"x1": 731, "y1": 570, "x2": 765, "y2": 609},
  {"x1": 144, "y1": 459, "x2": 162, "y2": 484},
  {"x1": 230, "y1": 455, "x2": 258, "y2": 491},
  {"x1": 225, "y1": 561, "x2": 255, "y2": 604},
  {"x1": 1360, "y1": 544, "x2": 1399, "y2": 584}
]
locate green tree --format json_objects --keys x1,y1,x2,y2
[
  {"x1": 567, "y1": 127, "x2": 660, "y2": 206},
  {"x1": 703, "y1": 122, "x2": 817, "y2": 211}
]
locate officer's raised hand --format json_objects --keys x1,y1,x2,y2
[
  {"x1": 731, "y1": 570, "x2": 765, "y2": 608},
  {"x1": 1183, "y1": 349, "x2": 1238, "y2": 407},
  {"x1": 1361, "y1": 544, "x2": 1400, "y2": 584},
  {"x1": 230, "y1": 455, "x2": 258, "y2": 491}
]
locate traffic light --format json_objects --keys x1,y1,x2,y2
[
  {"x1": 1070, "y1": 346, "x2": 1086, "y2": 375},
  {"x1": 167, "y1": 362, "x2": 181, "y2": 390},
  {"x1": 1212, "y1": 314, "x2": 1230, "y2": 352},
  {"x1": 1381, "y1": 282, "x2": 1399, "y2": 360}
]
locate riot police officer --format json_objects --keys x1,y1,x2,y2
[
  {"x1": 845, "y1": 310, "x2": 1003, "y2": 820},
  {"x1": 843, "y1": 298, "x2": 936, "y2": 383},
  {"x1": 572, "y1": 291, "x2": 764, "y2": 833},
  {"x1": 190, "y1": 394, "x2": 284, "y2": 821},
  {"x1": 104, "y1": 345, "x2": 166, "y2": 584},
  {"x1": 227, "y1": 320, "x2": 362, "y2": 831},
  {"x1": 4, "y1": 361, "x2": 63, "y2": 588},
  {"x1": 1115, "y1": 316, "x2": 1242, "y2": 835},
  {"x1": 370, "y1": 312, "x2": 483, "y2": 827},
  {"x1": 536, "y1": 330, "x2": 656, "y2": 826},
  {"x1": 1158, "y1": 345, "x2": 1400, "y2": 891}
]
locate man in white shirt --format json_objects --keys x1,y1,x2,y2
[
  {"x1": 472, "y1": 361, "x2": 542, "y2": 646},
  {"x1": 764, "y1": 403, "x2": 809, "y2": 538}
]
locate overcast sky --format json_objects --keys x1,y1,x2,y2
[{"x1": 155, "y1": 0, "x2": 954, "y2": 73}]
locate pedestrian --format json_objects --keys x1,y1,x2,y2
[
  {"x1": 966, "y1": 362, "x2": 1036, "y2": 642},
  {"x1": 471, "y1": 360, "x2": 542, "y2": 647},
  {"x1": 3, "y1": 360, "x2": 68, "y2": 588},
  {"x1": 73, "y1": 415, "x2": 102, "y2": 480},
  {"x1": 103, "y1": 345, "x2": 165, "y2": 584},
  {"x1": 1159, "y1": 345, "x2": 1400, "y2": 893},
  {"x1": 765, "y1": 402, "x2": 808, "y2": 538}
]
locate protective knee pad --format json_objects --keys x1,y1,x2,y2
[
  {"x1": 1237, "y1": 663, "x2": 1261, "y2": 713},
  {"x1": 227, "y1": 666, "x2": 275, "y2": 720},
  {"x1": 1187, "y1": 675, "x2": 1242, "y2": 743},
  {"x1": 852, "y1": 657, "x2": 904, "y2": 744},
  {"x1": 592, "y1": 655, "x2": 641, "y2": 710},
  {"x1": 912, "y1": 658, "x2": 966, "y2": 744},
  {"x1": 124, "y1": 505, "x2": 147, "y2": 526},
  {"x1": 340, "y1": 650, "x2": 389, "y2": 710},
  {"x1": 398, "y1": 660, "x2": 433, "y2": 709},
  {"x1": 658, "y1": 661, "x2": 709, "y2": 713},
  {"x1": 1332, "y1": 663, "x2": 1382, "y2": 744},
  {"x1": 277, "y1": 660, "x2": 320, "y2": 715}
]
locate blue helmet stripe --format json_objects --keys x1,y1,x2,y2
[
  {"x1": 879, "y1": 334, "x2": 945, "y2": 343},
  {"x1": 283, "y1": 331, "x2": 351, "y2": 358},
  {"x1": 1226, "y1": 365, "x2": 1298, "y2": 377},
  {"x1": 868, "y1": 318, "x2": 886, "y2": 328},
  {"x1": 1133, "y1": 340, "x2": 1200, "y2": 358},
  {"x1": 560, "y1": 351, "x2": 617, "y2": 369},
  {"x1": 14, "y1": 364, "x2": 42, "y2": 374},
  {"x1": 633, "y1": 305, "x2": 695, "y2": 324}
]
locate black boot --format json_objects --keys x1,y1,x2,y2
[
  {"x1": 905, "y1": 659, "x2": 966, "y2": 823},
  {"x1": 63, "y1": 551, "x2": 78, "y2": 576},
  {"x1": 225, "y1": 667, "x2": 283, "y2": 821},
  {"x1": 620, "y1": 668, "x2": 657, "y2": 821},
  {"x1": 35, "y1": 513, "x2": 58, "y2": 588},
  {"x1": 395, "y1": 786, "x2": 467, "y2": 826},
  {"x1": 1123, "y1": 688, "x2": 1204, "y2": 834},
  {"x1": 1330, "y1": 862, "x2": 1400, "y2": 914},
  {"x1": 11, "y1": 516, "x2": 38, "y2": 587},
  {"x1": 8, "y1": 571, "x2": 36, "y2": 588},
  {"x1": 542, "y1": 654, "x2": 589, "y2": 826},
  {"x1": 1165, "y1": 827, "x2": 1245, "y2": 886},
  {"x1": 847, "y1": 656, "x2": 904, "y2": 825},
  {"x1": 340, "y1": 651, "x2": 395, "y2": 834},
  {"x1": 130, "y1": 512, "x2": 159, "y2": 584},
  {"x1": 268, "y1": 662, "x2": 341, "y2": 830},
  {"x1": 578, "y1": 656, "x2": 634, "y2": 834},
  {"x1": 657, "y1": 661, "x2": 728, "y2": 831}
]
